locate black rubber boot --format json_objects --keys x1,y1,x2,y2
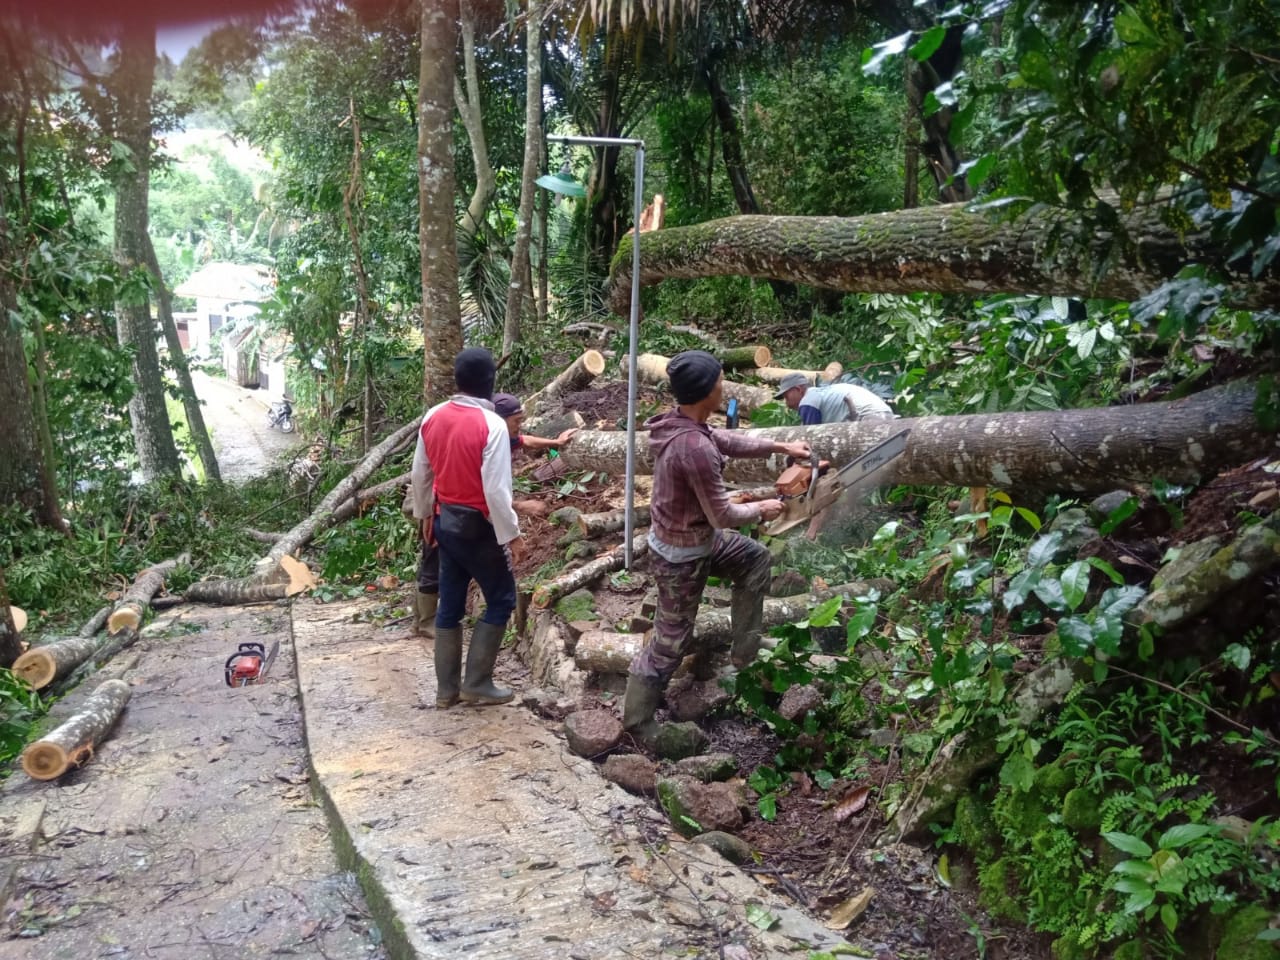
[
  {"x1": 413, "y1": 592, "x2": 438, "y2": 641},
  {"x1": 729, "y1": 586, "x2": 764, "y2": 669},
  {"x1": 459, "y1": 621, "x2": 514, "y2": 705},
  {"x1": 434, "y1": 626, "x2": 463, "y2": 709},
  {"x1": 622, "y1": 673, "x2": 665, "y2": 747}
]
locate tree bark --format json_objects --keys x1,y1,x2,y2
[
  {"x1": 418, "y1": 0, "x2": 464, "y2": 403},
  {"x1": 572, "y1": 581, "x2": 887, "y2": 674},
  {"x1": 754, "y1": 363, "x2": 843, "y2": 384},
  {"x1": 142, "y1": 235, "x2": 220, "y2": 482},
  {"x1": 523, "y1": 349, "x2": 607, "y2": 418},
  {"x1": 0, "y1": 265, "x2": 62, "y2": 529},
  {"x1": 111, "y1": 20, "x2": 182, "y2": 481},
  {"x1": 502, "y1": 0, "x2": 542, "y2": 356},
  {"x1": 606, "y1": 201, "x2": 1280, "y2": 313},
  {"x1": 717, "y1": 345, "x2": 772, "y2": 370},
  {"x1": 453, "y1": 0, "x2": 496, "y2": 245},
  {"x1": 106, "y1": 552, "x2": 191, "y2": 634},
  {"x1": 21, "y1": 679, "x2": 131, "y2": 781},
  {"x1": 186, "y1": 420, "x2": 418, "y2": 604},
  {"x1": 636, "y1": 353, "x2": 774, "y2": 414},
  {"x1": 557, "y1": 382, "x2": 1274, "y2": 496},
  {"x1": 532, "y1": 535, "x2": 648, "y2": 609},
  {"x1": 12, "y1": 634, "x2": 102, "y2": 690}
]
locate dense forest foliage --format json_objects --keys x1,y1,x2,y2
[{"x1": 2, "y1": 1, "x2": 1278, "y2": 956}]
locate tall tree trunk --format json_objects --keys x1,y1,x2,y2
[
  {"x1": 606, "y1": 202, "x2": 1280, "y2": 311},
  {"x1": 142, "y1": 235, "x2": 221, "y2": 482},
  {"x1": 112, "y1": 20, "x2": 181, "y2": 481},
  {"x1": 537, "y1": 130, "x2": 549, "y2": 328},
  {"x1": 0, "y1": 256, "x2": 62, "y2": 529},
  {"x1": 0, "y1": 565, "x2": 20, "y2": 668},
  {"x1": 418, "y1": 0, "x2": 464, "y2": 403},
  {"x1": 342, "y1": 98, "x2": 375, "y2": 454},
  {"x1": 502, "y1": 0, "x2": 542, "y2": 356},
  {"x1": 902, "y1": 60, "x2": 921, "y2": 209},
  {"x1": 557, "y1": 382, "x2": 1272, "y2": 497},
  {"x1": 587, "y1": 35, "x2": 623, "y2": 271},
  {"x1": 453, "y1": 0, "x2": 495, "y2": 244}
]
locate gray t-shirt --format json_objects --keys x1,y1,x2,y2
[{"x1": 799, "y1": 383, "x2": 893, "y2": 423}]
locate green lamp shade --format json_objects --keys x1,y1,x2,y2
[{"x1": 535, "y1": 171, "x2": 586, "y2": 197}]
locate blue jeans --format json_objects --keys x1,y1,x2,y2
[{"x1": 434, "y1": 517, "x2": 516, "y2": 630}]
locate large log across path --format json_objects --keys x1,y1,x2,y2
[
  {"x1": 557, "y1": 382, "x2": 1275, "y2": 495},
  {"x1": 606, "y1": 200, "x2": 1280, "y2": 312},
  {"x1": 107, "y1": 553, "x2": 191, "y2": 634},
  {"x1": 21, "y1": 679, "x2": 131, "y2": 780}
]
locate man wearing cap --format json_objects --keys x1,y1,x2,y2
[
  {"x1": 775, "y1": 373, "x2": 894, "y2": 425},
  {"x1": 410, "y1": 348, "x2": 524, "y2": 709},
  {"x1": 491, "y1": 392, "x2": 578, "y2": 456},
  {"x1": 623, "y1": 350, "x2": 812, "y2": 746}
]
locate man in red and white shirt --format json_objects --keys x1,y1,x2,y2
[{"x1": 411, "y1": 348, "x2": 524, "y2": 709}]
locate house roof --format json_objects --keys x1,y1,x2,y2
[{"x1": 174, "y1": 262, "x2": 274, "y2": 301}]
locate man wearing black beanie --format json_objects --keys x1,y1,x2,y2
[
  {"x1": 410, "y1": 347, "x2": 524, "y2": 709},
  {"x1": 623, "y1": 350, "x2": 812, "y2": 747}
]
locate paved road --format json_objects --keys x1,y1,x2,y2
[{"x1": 191, "y1": 371, "x2": 300, "y2": 482}]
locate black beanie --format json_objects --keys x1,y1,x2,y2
[
  {"x1": 667, "y1": 350, "x2": 722, "y2": 405},
  {"x1": 454, "y1": 347, "x2": 496, "y2": 400}
]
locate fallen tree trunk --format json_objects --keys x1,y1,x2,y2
[
  {"x1": 606, "y1": 199, "x2": 1280, "y2": 312},
  {"x1": 106, "y1": 553, "x2": 191, "y2": 634},
  {"x1": 717, "y1": 345, "x2": 772, "y2": 370},
  {"x1": 187, "y1": 420, "x2": 418, "y2": 605},
  {"x1": 576, "y1": 484, "x2": 778, "y2": 538},
  {"x1": 244, "y1": 471, "x2": 412, "y2": 545},
  {"x1": 21, "y1": 679, "x2": 131, "y2": 780},
  {"x1": 79, "y1": 605, "x2": 111, "y2": 639},
  {"x1": 558, "y1": 381, "x2": 1275, "y2": 495},
  {"x1": 12, "y1": 634, "x2": 102, "y2": 690},
  {"x1": 572, "y1": 580, "x2": 887, "y2": 674},
  {"x1": 754, "y1": 363, "x2": 843, "y2": 385},
  {"x1": 532, "y1": 535, "x2": 648, "y2": 609},
  {"x1": 523, "y1": 349, "x2": 606, "y2": 418},
  {"x1": 636, "y1": 353, "x2": 775, "y2": 414}
]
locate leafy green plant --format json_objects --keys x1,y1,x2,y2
[{"x1": 1, "y1": 668, "x2": 47, "y2": 770}]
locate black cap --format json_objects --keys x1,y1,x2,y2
[
  {"x1": 667, "y1": 350, "x2": 722, "y2": 405},
  {"x1": 454, "y1": 348, "x2": 496, "y2": 400}
]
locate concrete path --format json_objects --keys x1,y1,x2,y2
[{"x1": 191, "y1": 371, "x2": 300, "y2": 481}]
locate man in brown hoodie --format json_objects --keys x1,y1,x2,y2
[{"x1": 624, "y1": 350, "x2": 811, "y2": 745}]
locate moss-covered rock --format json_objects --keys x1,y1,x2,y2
[
  {"x1": 1216, "y1": 904, "x2": 1277, "y2": 960},
  {"x1": 564, "y1": 541, "x2": 596, "y2": 562},
  {"x1": 1061, "y1": 787, "x2": 1102, "y2": 833},
  {"x1": 953, "y1": 794, "x2": 998, "y2": 855},
  {"x1": 1034, "y1": 761, "x2": 1074, "y2": 799},
  {"x1": 977, "y1": 857, "x2": 1025, "y2": 923},
  {"x1": 554, "y1": 588, "x2": 595, "y2": 622},
  {"x1": 1051, "y1": 935, "x2": 1088, "y2": 960}
]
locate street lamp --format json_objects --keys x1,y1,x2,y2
[{"x1": 542, "y1": 134, "x2": 645, "y2": 570}]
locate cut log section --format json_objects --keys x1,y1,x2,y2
[
  {"x1": 187, "y1": 419, "x2": 418, "y2": 605},
  {"x1": 556, "y1": 381, "x2": 1273, "y2": 496},
  {"x1": 635, "y1": 353, "x2": 775, "y2": 415},
  {"x1": 12, "y1": 634, "x2": 103, "y2": 690},
  {"x1": 717, "y1": 345, "x2": 773, "y2": 370},
  {"x1": 21, "y1": 679, "x2": 131, "y2": 781},
  {"x1": 532, "y1": 535, "x2": 649, "y2": 609},
  {"x1": 9, "y1": 606, "x2": 27, "y2": 634},
  {"x1": 572, "y1": 581, "x2": 885, "y2": 674},
  {"x1": 576, "y1": 485, "x2": 778, "y2": 538},
  {"x1": 106, "y1": 553, "x2": 191, "y2": 634},
  {"x1": 523, "y1": 349, "x2": 607, "y2": 419},
  {"x1": 753, "y1": 363, "x2": 843, "y2": 385}
]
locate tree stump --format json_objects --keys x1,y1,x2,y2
[{"x1": 21, "y1": 679, "x2": 132, "y2": 781}]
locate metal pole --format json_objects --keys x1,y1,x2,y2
[
  {"x1": 543, "y1": 134, "x2": 646, "y2": 569},
  {"x1": 623, "y1": 144, "x2": 645, "y2": 570}
]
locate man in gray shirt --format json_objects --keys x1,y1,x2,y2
[{"x1": 774, "y1": 372, "x2": 895, "y2": 425}]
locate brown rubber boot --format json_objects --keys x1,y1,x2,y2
[
  {"x1": 621, "y1": 673, "x2": 664, "y2": 747},
  {"x1": 413, "y1": 592, "x2": 438, "y2": 647},
  {"x1": 459, "y1": 621, "x2": 514, "y2": 705},
  {"x1": 434, "y1": 626, "x2": 463, "y2": 709},
  {"x1": 729, "y1": 586, "x2": 764, "y2": 669}
]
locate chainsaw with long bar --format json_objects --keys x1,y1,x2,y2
[{"x1": 763, "y1": 428, "x2": 910, "y2": 538}]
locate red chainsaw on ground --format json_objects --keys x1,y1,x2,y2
[
  {"x1": 224, "y1": 640, "x2": 280, "y2": 687},
  {"x1": 764, "y1": 429, "x2": 911, "y2": 538}
]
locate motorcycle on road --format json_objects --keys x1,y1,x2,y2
[{"x1": 267, "y1": 398, "x2": 295, "y2": 434}]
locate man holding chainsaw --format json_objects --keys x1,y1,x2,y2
[
  {"x1": 774, "y1": 372, "x2": 894, "y2": 424},
  {"x1": 623, "y1": 350, "x2": 811, "y2": 747},
  {"x1": 411, "y1": 348, "x2": 524, "y2": 709}
]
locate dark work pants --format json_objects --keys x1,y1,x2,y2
[
  {"x1": 434, "y1": 522, "x2": 516, "y2": 630},
  {"x1": 417, "y1": 540, "x2": 440, "y2": 594}
]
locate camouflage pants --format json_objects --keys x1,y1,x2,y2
[{"x1": 631, "y1": 530, "x2": 771, "y2": 684}]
